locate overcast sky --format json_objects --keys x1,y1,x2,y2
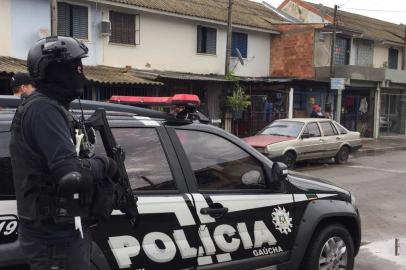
[{"x1": 259, "y1": 0, "x2": 406, "y2": 25}]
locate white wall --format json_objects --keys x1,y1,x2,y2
[
  {"x1": 0, "y1": 0, "x2": 11, "y2": 56},
  {"x1": 373, "y1": 44, "x2": 403, "y2": 69},
  {"x1": 101, "y1": 8, "x2": 271, "y2": 76}
]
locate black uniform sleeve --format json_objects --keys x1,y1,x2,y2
[{"x1": 22, "y1": 101, "x2": 106, "y2": 180}]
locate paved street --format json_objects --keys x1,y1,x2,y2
[{"x1": 295, "y1": 150, "x2": 406, "y2": 270}]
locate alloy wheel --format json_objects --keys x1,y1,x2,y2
[{"x1": 319, "y1": 236, "x2": 348, "y2": 270}]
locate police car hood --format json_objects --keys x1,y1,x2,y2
[{"x1": 287, "y1": 171, "x2": 351, "y2": 201}]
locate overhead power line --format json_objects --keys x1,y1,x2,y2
[{"x1": 343, "y1": 7, "x2": 406, "y2": 13}]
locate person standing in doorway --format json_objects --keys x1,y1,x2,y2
[{"x1": 263, "y1": 96, "x2": 273, "y2": 123}]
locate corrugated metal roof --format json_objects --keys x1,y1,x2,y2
[
  {"x1": 134, "y1": 70, "x2": 231, "y2": 82},
  {"x1": 0, "y1": 56, "x2": 161, "y2": 85},
  {"x1": 84, "y1": 66, "x2": 162, "y2": 85},
  {"x1": 305, "y1": 2, "x2": 405, "y2": 45},
  {"x1": 104, "y1": 0, "x2": 288, "y2": 32},
  {"x1": 0, "y1": 57, "x2": 27, "y2": 75}
]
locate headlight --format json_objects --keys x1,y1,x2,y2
[{"x1": 351, "y1": 194, "x2": 356, "y2": 208}]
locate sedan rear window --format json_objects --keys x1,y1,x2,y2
[{"x1": 260, "y1": 121, "x2": 304, "y2": 138}]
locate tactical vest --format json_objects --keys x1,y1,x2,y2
[{"x1": 9, "y1": 92, "x2": 76, "y2": 223}]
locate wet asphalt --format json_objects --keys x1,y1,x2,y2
[{"x1": 295, "y1": 150, "x2": 406, "y2": 270}]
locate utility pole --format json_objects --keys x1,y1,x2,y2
[
  {"x1": 225, "y1": 0, "x2": 233, "y2": 75},
  {"x1": 403, "y1": 24, "x2": 406, "y2": 70},
  {"x1": 328, "y1": 4, "x2": 339, "y2": 121},
  {"x1": 329, "y1": 5, "x2": 338, "y2": 79},
  {"x1": 51, "y1": 0, "x2": 58, "y2": 36}
]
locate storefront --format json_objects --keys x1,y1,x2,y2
[
  {"x1": 380, "y1": 89, "x2": 406, "y2": 137},
  {"x1": 340, "y1": 89, "x2": 374, "y2": 137}
]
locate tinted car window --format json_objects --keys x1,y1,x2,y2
[
  {"x1": 95, "y1": 128, "x2": 176, "y2": 191},
  {"x1": 260, "y1": 121, "x2": 304, "y2": 138},
  {"x1": 0, "y1": 131, "x2": 15, "y2": 196},
  {"x1": 320, "y1": 122, "x2": 338, "y2": 136},
  {"x1": 176, "y1": 129, "x2": 266, "y2": 190},
  {"x1": 304, "y1": 123, "x2": 321, "y2": 137}
]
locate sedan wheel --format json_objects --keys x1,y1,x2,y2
[
  {"x1": 282, "y1": 152, "x2": 296, "y2": 169},
  {"x1": 335, "y1": 146, "x2": 350, "y2": 164}
]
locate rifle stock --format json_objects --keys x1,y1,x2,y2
[{"x1": 86, "y1": 109, "x2": 138, "y2": 225}]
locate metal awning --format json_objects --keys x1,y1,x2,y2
[{"x1": 0, "y1": 56, "x2": 161, "y2": 86}]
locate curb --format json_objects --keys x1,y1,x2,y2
[{"x1": 354, "y1": 146, "x2": 406, "y2": 156}]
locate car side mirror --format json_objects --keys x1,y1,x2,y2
[
  {"x1": 270, "y1": 162, "x2": 288, "y2": 189},
  {"x1": 301, "y1": 132, "x2": 311, "y2": 139}
]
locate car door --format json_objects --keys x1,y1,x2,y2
[
  {"x1": 168, "y1": 126, "x2": 295, "y2": 269},
  {"x1": 90, "y1": 125, "x2": 200, "y2": 270},
  {"x1": 318, "y1": 121, "x2": 341, "y2": 157},
  {"x1": 295, "y1": 122, "x2": 326, "y2": 160},
  {"x1": 0, "y1": 124, "x2": 25, "y2": 267}
]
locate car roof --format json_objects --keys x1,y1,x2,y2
[
  {"x1": 275, "y1": 118, "x2": 333, "y2": 123},
  {"x1": 0, "y1": 95, "x2": 200, "y2": 128}
]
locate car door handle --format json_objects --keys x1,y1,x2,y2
[
  {"x1": 336, "y1": 137, "x2": 342, "y2": 140},
  {"x1": 200, "y1": 205, "x2": 228, "y2": 218},
  {"x1": 319, "y1": 139, "x2": 324, "y2": 142}
]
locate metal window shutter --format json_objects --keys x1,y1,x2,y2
[
  {"x1": 206, "y1": 27, "x2": 216, "y2": 54},
  {"x1": 110, "y1": 11, "x2": 135, "y2": 45},
  {"x1": 231, "y1": 32, "x2": 247, "y2": 58},
  {"x1": 72, "y1": 5, "x2": 88, "y2": 39},
  {"x1": 197, "y1": 26, "x2": 203, "y2": 53},
  {"x1": 388, "y1": 48, "x2": 398, "y2": 69},
  {"x1": 57, "y1": 2, "x2": 71, "y2": 37}
]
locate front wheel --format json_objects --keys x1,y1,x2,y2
[
  {"x1": 335, "y1": 146, "x2": 350, "y2": 164},
  {"x1": 282, "y1": 151, "x2": 296, "y2": 169},
  {"x1": 301, "y1": 224, "x2": 355, "y2": 270}
]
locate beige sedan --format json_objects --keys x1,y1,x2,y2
[{"x1": 243, "y1": 118, "x2": 362, "y2": 168}]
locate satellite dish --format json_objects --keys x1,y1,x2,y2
[{"x1": 236, "y1": 48, "x2": 245, "y2": 66}]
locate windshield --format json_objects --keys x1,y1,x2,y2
[{"x1": 260, "y1": 121, "x2": 304, "y2": 138}]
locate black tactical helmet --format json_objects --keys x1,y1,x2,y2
[{"x1": 27, "y1": 36, "x2": 88, "y2": 82}]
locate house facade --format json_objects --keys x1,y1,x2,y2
[
  {"x1": 0, "y1": 0, "x2": 292, "y2": 135},
  {"x1": 274, "y1": 0, "x2": 406, "y2": 138}
]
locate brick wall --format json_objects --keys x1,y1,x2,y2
[{"x1": 271, "y1": 24, "x2": 318, "y2": 79}]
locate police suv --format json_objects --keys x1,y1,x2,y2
[{"x1": 0, "y1": 96, "x2": 360, "y2": 270}]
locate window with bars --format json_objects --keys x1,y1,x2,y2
[
  {"x1": 110, "y1": 11, "x2": 136, "y2": 45},
  {"x1": 57, "y1": 2, "x2": 88, "y2": 40},
  {"x1": 197, "y1": 26, "x2": 217, "y2": 54},
  {"x1": 388, "y1": 48, "x2": 399, "y2": 69},
  {"x1": 334, "y1": 37, "x2": 350, "y2": 65},
  {"x1": 231, "y1": 32, "x2": 248, "y2": 58},
  {"x1": 354, "y1": 39, "x2": 373, "y2": 66}
]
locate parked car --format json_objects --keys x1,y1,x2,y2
[
  {"x1": 243, "y1": 118, "x2": 362, "y2": 168},
  {"x1": 0, "y1": 96, "x2": 360, "y2": 270}
]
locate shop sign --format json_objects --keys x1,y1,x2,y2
[{"x1": 330, "y1": 78, "x2": 346, "y2": 90}]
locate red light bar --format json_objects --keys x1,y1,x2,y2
[
  {"x1": 171, "y1": 94, "x2": 200, "y2": 106},
  {"x1": 109, "y1": 94, "x2": 200, "y2": 106}
]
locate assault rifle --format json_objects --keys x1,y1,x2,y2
[{"x1": 85, "y1": 108, "x2": 139, "y2": 225}]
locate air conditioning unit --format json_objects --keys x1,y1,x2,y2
[{"x1": 101, "y1": 20, "x2": 111, "y2": 36}]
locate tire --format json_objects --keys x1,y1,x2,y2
[
  {"x1": 301, "y1": 224, "x2": 355, "y2": 270},
  {"x1": 335, "y1": 146, "x2": 350, "y2": 164},
  {"x1": 282, "y1": 151, "x2": 296, "y2": 169}
]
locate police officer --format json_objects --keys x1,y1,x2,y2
[{"x1": 9, "y1": 36, "x2": 116, "y2": 270}]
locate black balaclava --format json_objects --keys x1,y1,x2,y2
[{"x1": 37, "y1": 58, "x2": 88, "y2": 108}]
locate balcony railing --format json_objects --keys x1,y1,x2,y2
[{"x1": 315, "y1": 65, "x2": 406, "y2": 84}]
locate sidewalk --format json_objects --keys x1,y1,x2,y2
[{"x1": 356, "y1": 137, "x2": 406, "y2": 156}]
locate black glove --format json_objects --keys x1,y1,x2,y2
[{"x1": 95, "y1": 156, "x2": 119, "y2": 183}]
